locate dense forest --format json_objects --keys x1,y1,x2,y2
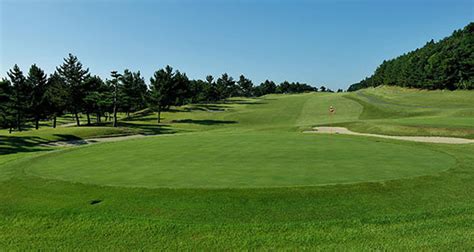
[
  {"x1": 0, "y1": 54, "x2": 330, "y2": 132},
  {"x1": 348, "y1": 23, "x2": 474, "y2": 91}
]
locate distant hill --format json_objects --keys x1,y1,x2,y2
[{"x1": 348, "y1": 23, "x2": 474, "y2": 91}]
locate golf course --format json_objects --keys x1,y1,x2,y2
[
  {"x1": 0, "y1": 86, "x2": 473, "y2": 249},
  {"x1": 1, "y1": 0, "x2": 473, "y2": 248}
]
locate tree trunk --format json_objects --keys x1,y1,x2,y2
[
  {"x1": 35, "y1": 117, "x2": 39, "y2": 130},
  {"x1": 86, "y1": 112, "x2": 91, "y2": 126},
  {"x1": 157, "y1": 109, "x2": 161, "y2": 124},
  {"x1": 53, "y1": 116, "x2": 57, "y2": 128},
  {"x1": 113, "y1": 108, "x2": 118, "y2": 127},
  {"x1": 75, "y1": 112, "x2": 80, "y2": 126},
  {"x1": 97, "y1": 113, "x2": 101, "y2": 124},
  {"x1": 17, "y1": 112, "x2": 21, "y2": 131},
  {"x1": 9, "y1": 125, "x2": 12, "y2": 134}
]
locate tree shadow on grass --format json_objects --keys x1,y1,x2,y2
[
  {"x1": 171, "y1": 119, "x2": 237, "y2": 126},
  {"x1": 224, "y1": 99, "x2": 267, "y2": 105},
  {"x1": 119, "y1": 122, "x2": 178, "y2": 135},
  {"x1": 0, "y1": 135, "x2": 63, "y2": 155},
  {"x1": 121, "y1": 116, "x2": 158, "y2": 123},
  {"x1": 172, "y1": 104, "x2": 230, "y2": 113},
  {"x1": 53, "y1": 134, "x2": 83, "y2": 141}
]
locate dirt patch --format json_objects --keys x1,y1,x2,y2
[{"x1": 306, "y1": 127, "x2": 474, "y2": 144}]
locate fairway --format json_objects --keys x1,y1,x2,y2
[
  {"x1": 25, "y1": 133, "x2": 454, "y2": 188},
  {"x1": 1, "y1": 87, "x2": 473, "y2": 250}
]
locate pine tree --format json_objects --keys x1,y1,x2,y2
[
  {"x1": 27, "y1": 64, "x2": 48, "y2": 129},
  {"x1": 0, "y1": 78, "x2": 15, "y2": 132},
  {"x1": 259, "y1": 80, "x2": 277, "y2": 95},
  {"x1": 172, "y1": 70, "x2": 190, "y2": 106},
  {"x1": 7, "y1": 65, "x2": 31, "y2": 131},
  {"x1": 119, "y1": 70, "x2": 148, "y2": 116},
  {"x1": 110, "y1": 71, "x2": 121, "y2": 127},
  {"x1": 83, "y1": 75, "x2": 106, "y2": 125},
  {"x1": 150, "y1": 66, "x2": 174, "y2": 123},
  {"x1": 216, "y1": 73, "x2": 236, "y2": 100},
  {"x1": 57, "y1": 53, "x2": 90, "y2": 126},
  {"x1": 44, "y1": 72, "x2": 69, "y2": 128},
  {"x1": 205, "y1": 75, "x2": 218, "y2": 102},
  {"x1": 237, "y1": 75, "x2": 253, "y2": 97}
]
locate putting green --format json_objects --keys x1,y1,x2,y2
[{"x1": 25, "y1": 132, "x2": 455, "y2": 188}]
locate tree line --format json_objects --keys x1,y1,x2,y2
[
  {"x1": 348, "y1": 22, "x2": 474, "y2": 91},
  {"x1": 0, "y1": 54, "x2": 327, "y2": 132}
]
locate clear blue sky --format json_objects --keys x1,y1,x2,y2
[{"x1": 0, "y1": 0, "x2": 472, "y2": 90}]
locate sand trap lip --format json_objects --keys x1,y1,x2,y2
[
  {"x1": 40, "y1": 134, "x2": 149, "y2": 147},
  {"x1": 39, "y1": 134, "x2": 183, "y2": 148},
  {"x1": 306, "y1": 127, "x2": 474, "y2": 144}
]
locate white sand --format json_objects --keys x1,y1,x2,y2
[{"x1": 306, "y1": 127, "x2": 474, "y2": 144}]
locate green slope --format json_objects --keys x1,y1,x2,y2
[
  {"x1": 342, "y1": 86, "x2": 474, "y2": 138},
  {"x1": 0, "y1": 87, "x2": 473, "y2": 249}
]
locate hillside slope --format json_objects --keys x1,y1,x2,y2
[{"x1": 349, "y1": 23, "x2": 474, "y2": 91}]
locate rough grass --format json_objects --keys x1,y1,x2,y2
[{"x1": 0, "y1": 87, "x2": 473, "y2": 249}]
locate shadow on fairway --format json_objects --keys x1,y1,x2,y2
[
  {"x1": 119, "y1": 122, "x2": 178, "y2": 135},
  {"x1": 171, "y1": 119, "x2": 237, "y2": 125},
  {"x1": 182, "y1": 104, "x2": 229, "y2": 112},
  {"x1": 0, "y1": 134, "x2": 81, "y2": 155},
  {"x1": 224, "y1": 99, "x2": 267, "y2": 105}
]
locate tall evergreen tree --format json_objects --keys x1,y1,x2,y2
[
  {"x1": 110, "y1": 71, "x2": 121, "y2": 127},
  {"x1": 7, "y1": 65, "x2": 31, "y2": 131},
  {"x1": 172, "y1": 70, "x2": 190, "y2": 106},
  {"x1": 257, "y1": 80, "x2": 277, "y2": 95},
  {"x1": 205, "y1": 75, "x2": 218, "y2": 102},
  {"x1": 57, "y1": 53, "x2": 90, "y2": 126},
  {"x1": 188, "y1": 79, "x2": 209, "y2": 103},
  {"x1": 119, "y1": 70, "x2": 148, "y2": 116},
  {"x1": 216, "y1": 73, "x2": 236, "y2": 100},
  {"x1": 44, "y1": 72, "x2": 69, "y2": 128},
  {"x1": 277, "y1": 81, "x2": 291, "y2": 94},
  {"x1": 27, "y1": 64, "x2": 48, "y2": 129},
  {"x1": 83, "y1": 75, "x2": 106, "y2": 125},
  {"x1": 0, "y1": 78, "x2": 14, "y2": 132},
  {"x1": 150, "y1": 65, "x2": 174, "y2": 123},
  {"x1": 237, "y1": 74, "x2": 253, "y2": 97}
]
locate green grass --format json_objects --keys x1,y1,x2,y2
[
  {"x1": 0, "y1": 87, "x2": 473, "y2": 249},
  {"x1": 24, "y1": 133, "x2": 454, "y2": 188},
  {"x1": 342, "y1": 86, "x2": 474, "y2": 138}
]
